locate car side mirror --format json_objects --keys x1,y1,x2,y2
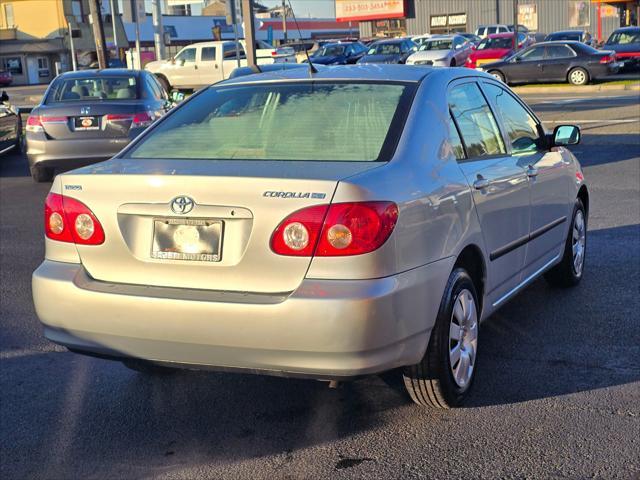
[
  {"x1": 0, "y1": 91, "x2": 8, "y2": 103},
  {"x1": 553, "y1": 125, "x2": 580, "y2": 146}
]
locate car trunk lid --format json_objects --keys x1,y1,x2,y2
[{"x1": 60, "y1": 159, "x2": 382, "y2": 293}]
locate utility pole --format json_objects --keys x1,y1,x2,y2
[
  {"x1": 152, "y1": 0, "x2": 165, "y2": 60},
  {"x1": 88, "y1": 0, "x2": 109, "y2": 69},
  {"x1": 281, "y1": 0, "x2": 287, "y2": 43},
  {"x1": 133, "y1": 0, "x2": 143, "y2": 69},
  {"x1": 512, "y1": 0, "x2": 519, "y2": 51},
  {"x1": 242, "y1": 0, "x2": 257, "y2": 68}
]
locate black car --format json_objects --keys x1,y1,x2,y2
[
  {"x1": 357, "y1": 38, "x2": 417, "y2": 64},
  {"x1": 306, "y1": 41, "x2": 368, "y2": 65},
  {"x1": 545, "y1": 30, "x2": 594, "y2": 46},
  {"x1": 480, "y1": 41, "x2": 619, "y2": 86},
  {"x1": 0, "y1": 91, "x2": 22, "y2": 156},
  {"x1": 603, "y1": 26, "x2": 640, "y2": 69}
]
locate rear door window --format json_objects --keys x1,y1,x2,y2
[
  {"x1": 201, "y1": 47, "x2": 216, "y2": 62},
  {"x1": 545, "y1": 45, "x2": 575, "y2": 59},
  {"x1": 448, "y1": 83, "x2": 505, "y2": 159}
]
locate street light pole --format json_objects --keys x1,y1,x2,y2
[
  {"x1": 109, "y1": 0, "x2": 118, "y2": 55},
  {"x1": 513, "y1": 0, "x2": 519, "y2": 51}
]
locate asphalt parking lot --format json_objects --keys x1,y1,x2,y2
[{"x1": 1, "y1": 89, "x2": 639, "y2": 479}]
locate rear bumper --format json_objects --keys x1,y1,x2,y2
[
  {"x1": 26, "y1": 135, "x2": 134, "y2": 169},
  {"x1": 32, "y1": 258, "x2": 453, "y2": 378}
]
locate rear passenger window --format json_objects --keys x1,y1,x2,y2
[
  {"x1": 483, "y1": 83, "x2": 543, "y2": 154},
  {"x1": 487, "y1": 27, "x2": 497, "y2": 34},
  {"x1": 448, "y1": 117, "x2": 466, "y2": 160},
  {"x1": 201, "y1": 47, "x2": 216, "y2": 62},
  {"x1": 448, "y1": 83, "x2": 505, "y2": 158}
]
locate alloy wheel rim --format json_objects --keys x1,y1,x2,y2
[
  {"x1": 571, "y1": 70, "x2": 586, "y2": 84},
  {"x1": 572, "y1": 210, "x2": 586, "y2": 276},
  {"x1": 491, "y1": 72, "x2": 502, "y2": 81},
  {"x1": 448, "y1": 289, "x2": 478, "y2": 388}
]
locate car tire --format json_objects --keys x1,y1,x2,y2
[
  {"x1": 568, "y1": 67, "x2": 589, "y2": 86},
  {"x1": 156, "y1": 75, "x2": 171, "y2": 94},
  {"x1": 122, "y1": 359, "x2": 177, "y2": 375},
  {"x1": 450, "y1": 59, "x2": 456, "y2": 67},
  {"x1": 14, "y1": 116, "x2": 22, "y2": 152},
  {"x1": 403, "y1": 268, "x2": 479, "y2": 408},
  {"x1": 30, "y1": 165, "x2": 53, "y2": 183},
  {"x1": 544, "y1": 198, "x2": 587, "y2": 287},
  {"x1": 488, "y1": 70, "x2": 505, "y2": 83}
]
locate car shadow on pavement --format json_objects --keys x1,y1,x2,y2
[{"x1": 465, "y1": 223, "x2": 640, "y2": 408}]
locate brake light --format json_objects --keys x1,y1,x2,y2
[
  {"x1": 104, "y1": 111, "x2": 153, "y2": 128},
  {"x1": 26, "y1": 115, "x2": 67, "y2": 133},
  {"x1": 44, "y1": 193, "x2": 105, "y2": 245},
  {"x1": 465, "y1": 57, "x2": 476, "y2": 68},
  {"x1": 270, "y1": 201, "x2": 398, "y2": 257},
  {"x1": 599, "y1": 55, "x2": 615, "y2": 64}
]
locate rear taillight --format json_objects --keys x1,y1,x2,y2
[
  {"x1": 44, "y1": 193, "x2": 105, "y2": 245},
  {"x1": 599, "y1": 55, "x2": 615, "y2": 64},
  {"x1": 26, "y1": 115, "x2": 67, "y2": 133},
  {"x1": 270, "y1": 201, "x2": 398, "y2": 257},
  {"x1": 104, "y1": 111, "x2": 153, "y2": 128}
]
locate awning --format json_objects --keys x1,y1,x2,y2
[{"x1": 0, "y1": 39, "x2": 67, "y2": 55}]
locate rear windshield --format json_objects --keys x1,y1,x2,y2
[
  {"x1": 420, "y1": 40, "x2": 453, "y2": 51},
  {"x1": 129, "y1": 82, "x2": 413, "y2": 162},
  {"x1": 46, "y1": 76, "x2": 139, "y2": 103},
  {"x1": 477, "y1": 37, "x2": 513, "y2": 50},
  {"x1": 606, "y1": 30, "x2": 640, "y2": 45},
  {"x1": 314, "y1": 45, "x2": 345, "y2": 56},
  {"x1": 367, "y1": 43, "x2": 401, "y2": 55}
]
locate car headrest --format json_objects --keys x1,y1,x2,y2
[
  {"x1": 71, "y1": 85, "x2": 89, "y2": 97},
  {"x1": 116, "y1": 87, "x2": 135, "y2": 99}
]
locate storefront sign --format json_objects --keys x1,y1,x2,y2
[
  {"x1": 335, "y1": 0, "x2": 406, "y2": 22},
  {"x1": 430, "y1": 13, "x2": 466, "y2": 29},
  {"x1": 448, "y1": 13, "x2": 467, "y2": 27},
  {"x1": 517, "y1": 4, "x2": 538, "y2": 31},
  {"x1": 569, "y1": 0, "x2": 590, "y2": 27}
]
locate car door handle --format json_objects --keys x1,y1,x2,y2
[
  {"x1": 473, "y1": 176, "x2": 490, "y2": 190},
  {"x1": 526, "y1": 165, "x2": 539, "y2": 177}
]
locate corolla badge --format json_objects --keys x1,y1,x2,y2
[{"x1": 170, "y1": 196, "x2": 195, "y2": 214}]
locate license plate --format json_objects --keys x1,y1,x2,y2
[
  {"x1": 151, "y1": 218, "x2": 223, "y2": 262},
  {"x1": 75, "y1": 116, "x2": 99, "y2": 131}
]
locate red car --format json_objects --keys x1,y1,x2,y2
[
  {"x1": 0, "y1": 70, "x2": 12, "y2": 87},
  {"x1": 465, "y1": 32, "x2": 532, "y2": 69}
]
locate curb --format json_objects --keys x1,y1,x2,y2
[{"x1": 513, "y1": 83, "x2": 640, "y2": 94}]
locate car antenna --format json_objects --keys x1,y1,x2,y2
[{"x1": 287, "y1": 0, "x2": 317, "y2": 75}]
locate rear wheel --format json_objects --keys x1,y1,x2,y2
[
  {"x1": 14, "y1": 116, "x2": 22, "y2": 151},
  {"x1": 568, "y1": 67, "x2": 589, "y2": 86},
  {"x1": 545, "y1": 199, "x2": 587, "y2": 287},
  {"x1": 122, "y1": 359, "x2": 177, "y2": 375},
  {"x1": 403, "y1": 268, "x2": 479, "y2": 408},
  {"x1": 488, "y1": 70, "x2": 505, "y2": 82},
  {"x1": 30, "y1": 165, "x2": 53, "y2": 183},
  {"x1": 450, "y1": 59, "x2": 456, "y2": 67}
]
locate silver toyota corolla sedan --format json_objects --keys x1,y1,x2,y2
[{"x1": 32, "y1": 66, "x2": 588, "y2": 408}]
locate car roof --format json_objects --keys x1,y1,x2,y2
[
  {"x1": 488, "y1": 33, "x2": 516, "y2": 38},
  {"x1": 612, "y1": 26, "x2": 640, "y2": 32},
  {"x1": 221, "y1": 64, "x2": 434, "y2": 85},
  {"x1": 371, "y1": 38, "x2": 407, "y2": 45},
  {"x1": 532, "y1": 40, "x2": 584, "y2": 46},
  {"x1": 55, "y1": 69, "x2": 141, "y2": 79},
  {"x1": 548, "y1": 30, "x2": 585, "y2": 35}
]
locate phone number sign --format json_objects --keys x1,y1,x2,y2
[{"x1": 336, "y1": 0, "x2": 407, "y2": 22}]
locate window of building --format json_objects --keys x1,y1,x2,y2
[
  {"x1": 71, "y1": 0, "x2": 84, "y2": 23},
  {"x1": 448, "y1": 83, "x2": 505, "y2": 159},
  {"x1": 2, "y1": 57, "x2": 22, "y2": 74}
]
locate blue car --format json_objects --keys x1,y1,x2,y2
[
  {"x1": 307, "y1": 41, "x2": 368, "y2": 65},
  {"x1": 357, "y1": 38, "x2": 418, "y2": 64}
]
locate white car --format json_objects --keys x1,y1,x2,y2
[
  {"x1": 145, "y1": 40, "x2": 296, "y2": 91},
  {"x1": 406, "y1": 35, "x2": 473, "y2": 67}
]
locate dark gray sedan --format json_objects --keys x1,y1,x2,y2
[{"x1": 26, "y1": 69, "x2": 170, "y2": 182}]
